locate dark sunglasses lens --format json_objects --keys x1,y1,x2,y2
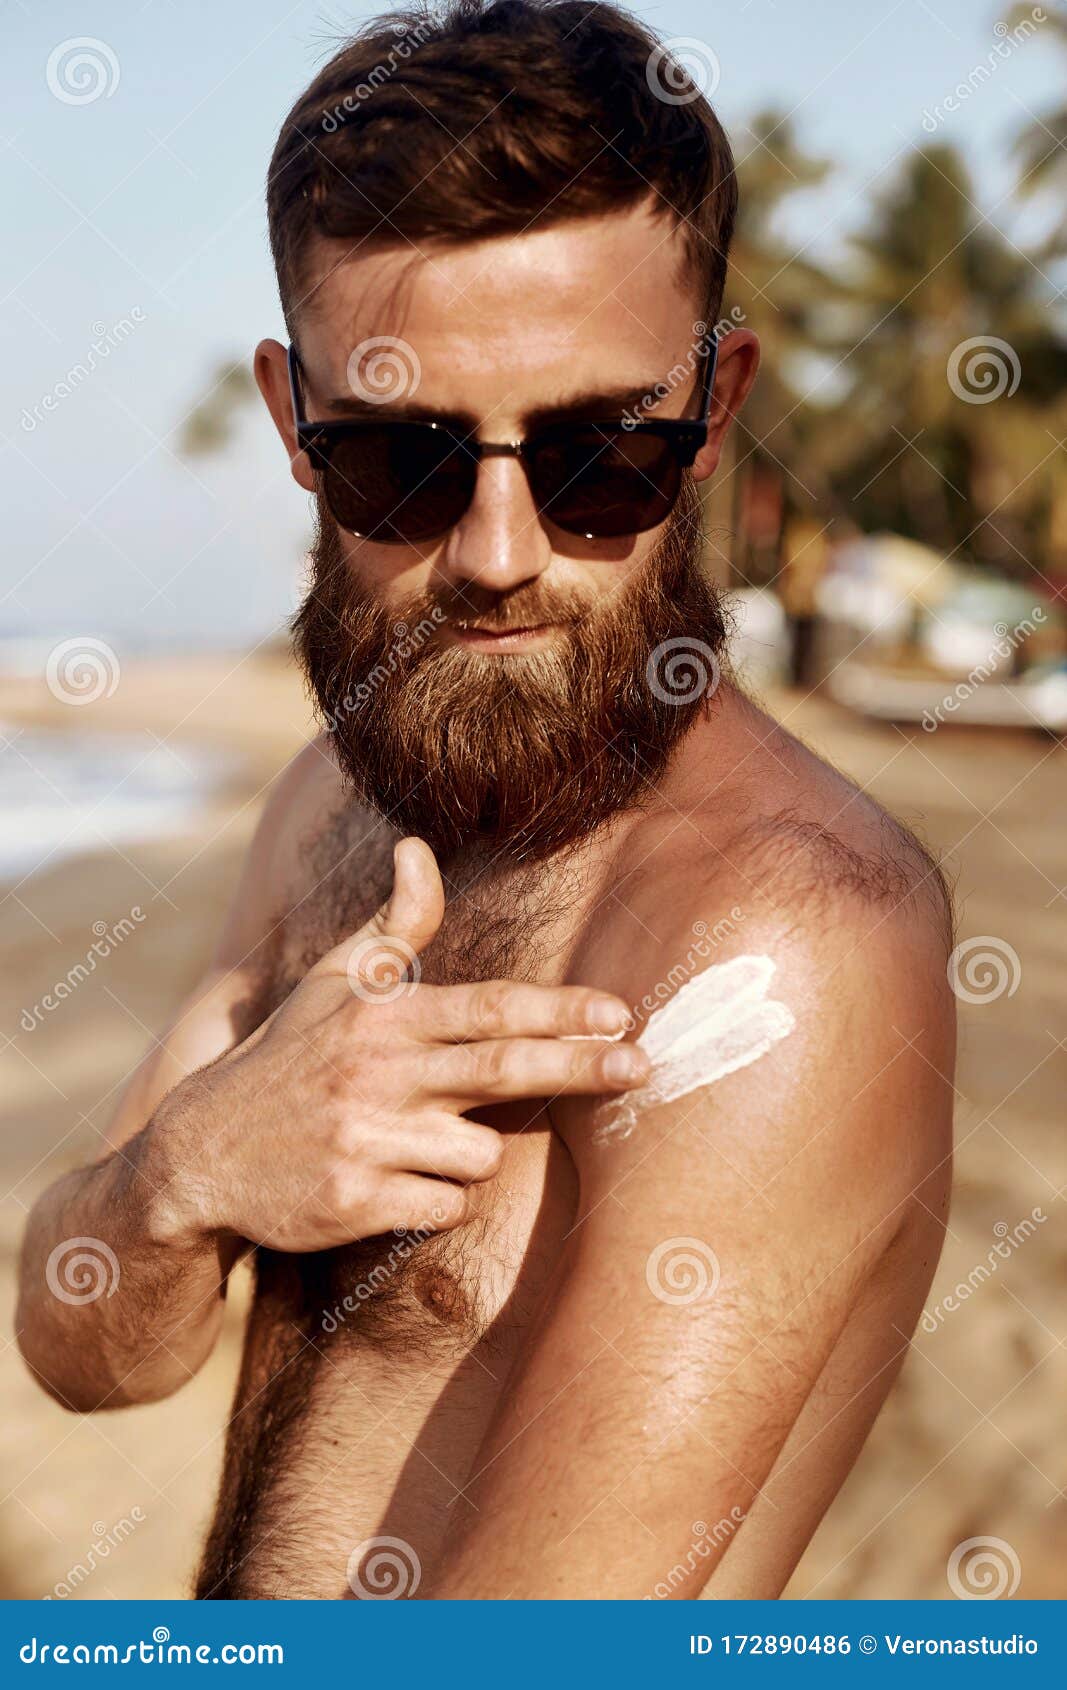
[
  {"x1": 529, "y1": 427, "x2": 684, "y2": 538},
  {"x1": 323, "y1": 426, "x2": 475, "y2": 542}
]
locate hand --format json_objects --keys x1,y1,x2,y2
[{"x1": 145, "y1": 838, "x2": 647, "y2": 1252}]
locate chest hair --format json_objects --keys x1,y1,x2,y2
[{"x1": 246, "y1": 801, "x2": 592, "y2": 1356}]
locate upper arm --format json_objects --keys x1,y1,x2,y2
[
  {"x1": 100, "y1": 736, "x2": 338, "y2": 1155},
  {"x1": 430, "y1": 897, "x2": 954, "y2": 1598}
]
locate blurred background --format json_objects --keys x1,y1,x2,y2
[{"x1": 1, "y1": 0, "x2": 1064, "y2": 1601}]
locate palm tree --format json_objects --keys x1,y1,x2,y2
[
  {"x1": 715, "y1": 110, "x2": 847, "y2": 587},
  {"x1": 810, "y1": 143, "x2": 1067, "y2": 579},
  {"x1": 1009, "y1": 0, "x2": 1067, "y2": 255},
  {"x1": 178, "y1": 360, "x2": 258, "y2": 456}
]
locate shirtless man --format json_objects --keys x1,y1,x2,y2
[{"x1": 16, "y1": 0, "x2": 954, "y2": 1601}]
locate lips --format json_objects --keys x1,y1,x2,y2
[{"x1": 449, "y1": 622, "x2": 556, "y2": 649}]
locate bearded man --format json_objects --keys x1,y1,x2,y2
[{"x1": 17, "y1": 0, "x2": 954, "y2": 1601}]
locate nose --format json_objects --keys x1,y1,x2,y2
[{"x1": 435, "y1": 451, "x2": 552, "y2": 595}]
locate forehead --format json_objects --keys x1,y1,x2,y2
[{"x1": 297, "y1": 201, "x2": 703, "y2": 415}]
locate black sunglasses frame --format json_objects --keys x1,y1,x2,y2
[{"x1": 286, "y1": 330, "x2": 719, "y2": 542}]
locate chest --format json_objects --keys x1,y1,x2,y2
[
  {"x1": 252, "y1": 818, "x2": 586, "y2": 1358},
  {"x1": 255, "y1": 1112, "x2": 576, "y2": 1365}
]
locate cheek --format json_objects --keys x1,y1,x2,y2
[{"x1": 348, "y1": 539, "x2": 437, "y2": 609}]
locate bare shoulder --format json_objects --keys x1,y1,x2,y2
[
  {"x1": 725, "y1": 779, "x2": 954, "y2": 960},
  {"x1": 211, "y1": 733, "x2": 394, "y2": 992},
  {"x1": 715, "y1": 710, "x2": 957, "y2": 1070},
  {"x1": 100, "y1": 735, "x2": 364, "y2": 1150},
  {"x1": 563, "y1": 701, "x2": 956, "y2": 1244},
  {"x1": 209, "y1": 733, "x2": 345, "y2": 961},
  {"x1": 622, "y1": 691, "x2": 952, "y2": 962}
]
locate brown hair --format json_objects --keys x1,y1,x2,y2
[{"x1": 266, "y1": 0, "x2": 737, "y2": 337}]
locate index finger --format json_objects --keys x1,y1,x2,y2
[{"x1": 414, "y1": 980, "x2": 633, "y2": 1044}]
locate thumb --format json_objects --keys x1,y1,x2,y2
[
  {"x1": 362, "y1": 836, "x2": 445, "y2": 957},
  {"x1": 321, "y1": 836, "x2": 445, "y2": 996}
]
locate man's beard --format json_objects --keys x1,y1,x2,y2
[{"x1": 292, "y1": 479, "x2": 728, "y2": 866}]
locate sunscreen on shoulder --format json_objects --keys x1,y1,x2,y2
[{"x1": 592, "y1": 954, "x2": 795, "y2": 1145}]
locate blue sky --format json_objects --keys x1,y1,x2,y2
[{"x1": 2, "y1": 0, "x2": 1063, "y2": 652}]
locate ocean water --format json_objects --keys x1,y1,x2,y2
[{"x1": 0, "y1": 722, "x2": 234, "y2": 885}]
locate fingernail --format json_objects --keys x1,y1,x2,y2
[
  {"x1": 604, "y1": 1047, "x2": 646, "y2": 1086},
  {"x1": 588, "y1": 999, "x2": 630, "y2": 1033}
]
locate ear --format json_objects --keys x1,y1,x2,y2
[
  {"x1": 254, "y1": 337, "x2": 316, "y2": 495},
  {"x1": 691, "y1": 328, "x2": 760, "y2": 483}
]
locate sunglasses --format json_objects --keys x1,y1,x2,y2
[{"x1": 287, "y1": 337, "x2": 718, "y2": 544}]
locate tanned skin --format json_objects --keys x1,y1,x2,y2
[{"x1": 17, "y1": 200, "x2": 954, "y2": 1599}]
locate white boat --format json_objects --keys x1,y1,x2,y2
[{"x1": 827, "y1": 660, "x2": 1067, "y2": 733}]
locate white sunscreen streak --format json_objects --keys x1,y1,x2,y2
[{"x1": 592, "y1": 954, "x2": 795, "y2": 1146}]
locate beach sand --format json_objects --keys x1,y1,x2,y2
[{"x1": 1, "y1": 652, "x2": 1063, "y2": 1600}]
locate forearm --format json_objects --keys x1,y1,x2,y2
[{"x1": 16, "y1": 1122, "x2": 234, "y2": 1412}]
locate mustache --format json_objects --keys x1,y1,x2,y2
[{"x1": 389, "y1": 580, "x2": 596, "y2": 636}]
